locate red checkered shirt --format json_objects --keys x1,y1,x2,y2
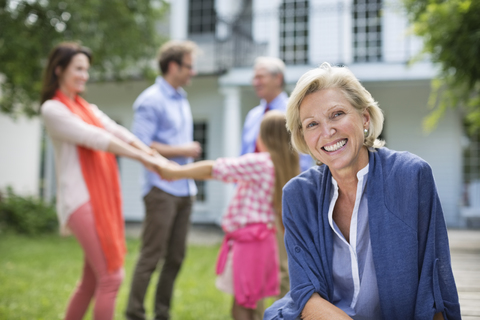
[{"x1": 212, "y1": 152, "x2": 276, "y2": 233}]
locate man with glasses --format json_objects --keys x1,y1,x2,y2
[{"x1": 126, "y1": 40, "x2": 201, "y2": 320}]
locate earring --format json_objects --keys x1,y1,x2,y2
[{"x1": 364, "y1": 128, "x2": 368, "y2": 138}]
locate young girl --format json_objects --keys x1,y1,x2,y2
[{"x1": 159, "y1": 110, "x2": 300, "y2": 320}]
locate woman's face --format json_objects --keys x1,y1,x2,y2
[
  {"x1": 58, "y1": 53, "x2": 90, "y2": 95},
  {"x1": 299, "y1": 88, "x2": 370, "y2": 175}
]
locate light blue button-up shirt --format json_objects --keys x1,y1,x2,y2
[
  {"x1": 132, "y1": 76, "x2": 197, "y2": 197},
  {"x1": 240, "y1": 92, "x2": 312, "y2": 171},
  {"x1": 328, "y1": 164, "x2": 381, "y2": 320}
]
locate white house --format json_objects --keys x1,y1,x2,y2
[
  {"x1": 159, "y1": 0, "x2": 466, "y2": 227},
  {"x1": 0, "y1": 114, "x2": 42, "y2": 196},
  {"x1": 6, "y1": 0, "x2": 478, "y2": 227}
]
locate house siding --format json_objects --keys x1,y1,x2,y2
[
  {"x1": 0, "y1": 114, "x2": 42, "y2": 196},
  {"x1": 365, "y1": 80, "x2": 463, "y2": 226}
]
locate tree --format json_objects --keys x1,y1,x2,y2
[
  {"x1": 0, "y1": 0, "x2": 167, "y2": 116},
  {"x1": 403, "y1": 0, "x2": 480, "y2": 133}
]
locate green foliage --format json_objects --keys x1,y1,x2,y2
[
  {"x1": 0, "y1": 187, "x2": 58, "y2": 235},
  {"x1": 403, "y1": 0, "x2": 480, "y2": 133},
  {"x1": 0, "y1": 0, "x2": 167, "y2": 117}
]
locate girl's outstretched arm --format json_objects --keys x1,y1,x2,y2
[{"x1": 160, "y1": 160, "x2": 215, "y2": 181}]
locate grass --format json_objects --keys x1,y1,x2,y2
[{"x1": 0, "y1": 232, "x2": 232, "y2": 320}]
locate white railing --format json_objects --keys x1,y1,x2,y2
[{"x1": 188, "y1": 1, "x2": 424, "y2": 75}]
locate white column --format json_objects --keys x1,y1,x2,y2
[
  {"x1": 220, "y1": 86, "x2": 242, "y2": 157},
  {"x1": 218, "y1": 86, "x2": 242, "y2": 223},
  {"x1": 342, "y1": 0, "x2": 353, "y2": 64},
  {"x1": 0, "y1": 114, "x2": 42, "y2": 196},
  {"x1": 170, "y1": 0, "x2": 189, "y2": 40},
  {"x1": 253, "y1": 0, "x2": 281, "y2": 57},
  {"x1": 216, "y1": 0, "x2": 243, "y2": 40}
]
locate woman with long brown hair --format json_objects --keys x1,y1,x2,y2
[
  {"x1": 40, "y1": 42, "x2": 164, "y2": 320},
  {"x1": 158, "y1": 110, "x2": 300, "y2": 320}
]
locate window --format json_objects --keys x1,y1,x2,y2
[
  {"x1": 353, "y1": 0, "x2": 382, "y2": 62},
  {"x1": 279, "y1": 0, "x2": 309, "y2": 65},
  {"x1": 188, "y1": 0, "x2": 216, "y2": 35},
  {"x1": 193, "y1": 121, "x2": 208, "y2": 201}
]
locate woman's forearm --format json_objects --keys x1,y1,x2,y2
[
  {"x1": 301, "y1": 294, "x2": 444, "y2": 320},
  {"x1": 107, "y1": 136, "x2": 166, "y2": 174},
  {"x1": 151, "y1": 141, "x2": 201, "y2": 159},
  {"x1": 301, "y1": 293, "x2": 352, "y2": 320},
  {"x1": 107, "y1": 136, "x2": 145, "y2": 161},
  {"x1": 130, "y1": 137, "x2": 155, "y2": 155}
]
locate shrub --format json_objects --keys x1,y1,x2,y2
[{"x1": 0, "y1": 187, "x2": 58, "y2": 235}]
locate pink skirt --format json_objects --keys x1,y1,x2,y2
[
  {"x1": 215, "y1": 223, "x2": 280, "y2": 309},
  {"x1": 215, "y1": 241, "x2": 234, "y2": 294}
]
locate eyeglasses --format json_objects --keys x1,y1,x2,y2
[{"x1": 179, "y1": 62, "x2": 193, "y2": 70}]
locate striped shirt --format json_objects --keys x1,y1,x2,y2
[{"x1": 329, "y1": 164, "x2": 381, "y2": 319}]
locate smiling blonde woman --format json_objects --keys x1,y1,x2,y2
[{"x1": 264, "y1": 63, "x2": 461, "y2": 320}]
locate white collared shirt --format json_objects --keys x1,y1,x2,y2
[{"x1": 328, "y1": 164, "x2": 381, "y2": 320}]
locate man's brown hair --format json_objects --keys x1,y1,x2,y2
[{"x1": 157, "y1": 40, "x2": 197, "y2": 75}]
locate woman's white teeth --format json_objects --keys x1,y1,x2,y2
[{"x1": 324, "y1": 139, "x2": 346, "y2": 152}]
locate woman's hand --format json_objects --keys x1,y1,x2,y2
[{"x1": 140, "y1": 153, "x2": 168, "y2": 174}]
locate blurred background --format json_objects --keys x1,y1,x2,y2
[{"x1": 1, "y1": 0, "x2": 479, "y2": 229}]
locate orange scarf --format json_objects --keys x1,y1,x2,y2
[{"x1": 54, "y1": 90, "x2": 126, "y2": 273}]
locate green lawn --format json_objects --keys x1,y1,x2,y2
[{"x1": 0, "y1": 233, "x2": 232, "y2": 320}]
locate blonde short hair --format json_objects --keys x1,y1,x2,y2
[{"x1": 286, "y1": 62, "x2": 385, "y2": 159}]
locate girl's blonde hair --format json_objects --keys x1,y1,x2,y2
[
  {"x1": 286, "y1": 63, "x2": 385, "y2": 161},
  {"x1": 259, "y1": 110, "x2": 300, "y2": 229}
]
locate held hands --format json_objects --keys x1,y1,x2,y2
[
  {"x1": 140, "y1": 153, "x2": 168, "y2": 174},
  {"x1": 140, "y1": 151, "x2": 182, "y2": 181}
]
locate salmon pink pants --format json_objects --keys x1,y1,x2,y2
[{"x1": 64, "y1": 202, "x2": 124, "y2": 320}]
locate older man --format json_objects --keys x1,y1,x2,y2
[
  {"x1": 241, "y1": 57, "x2": 311, "y2": 306},
  {"x1": 241, "y1": 57, "x2": 311, "y2": 171}
]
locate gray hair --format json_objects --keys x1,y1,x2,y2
[
  {"x1": 254, "y1": 56, "x2": 285, "y2": 87},
  {"x1": 286, "y1": 62, "x2": 385, "y2": 160}
]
